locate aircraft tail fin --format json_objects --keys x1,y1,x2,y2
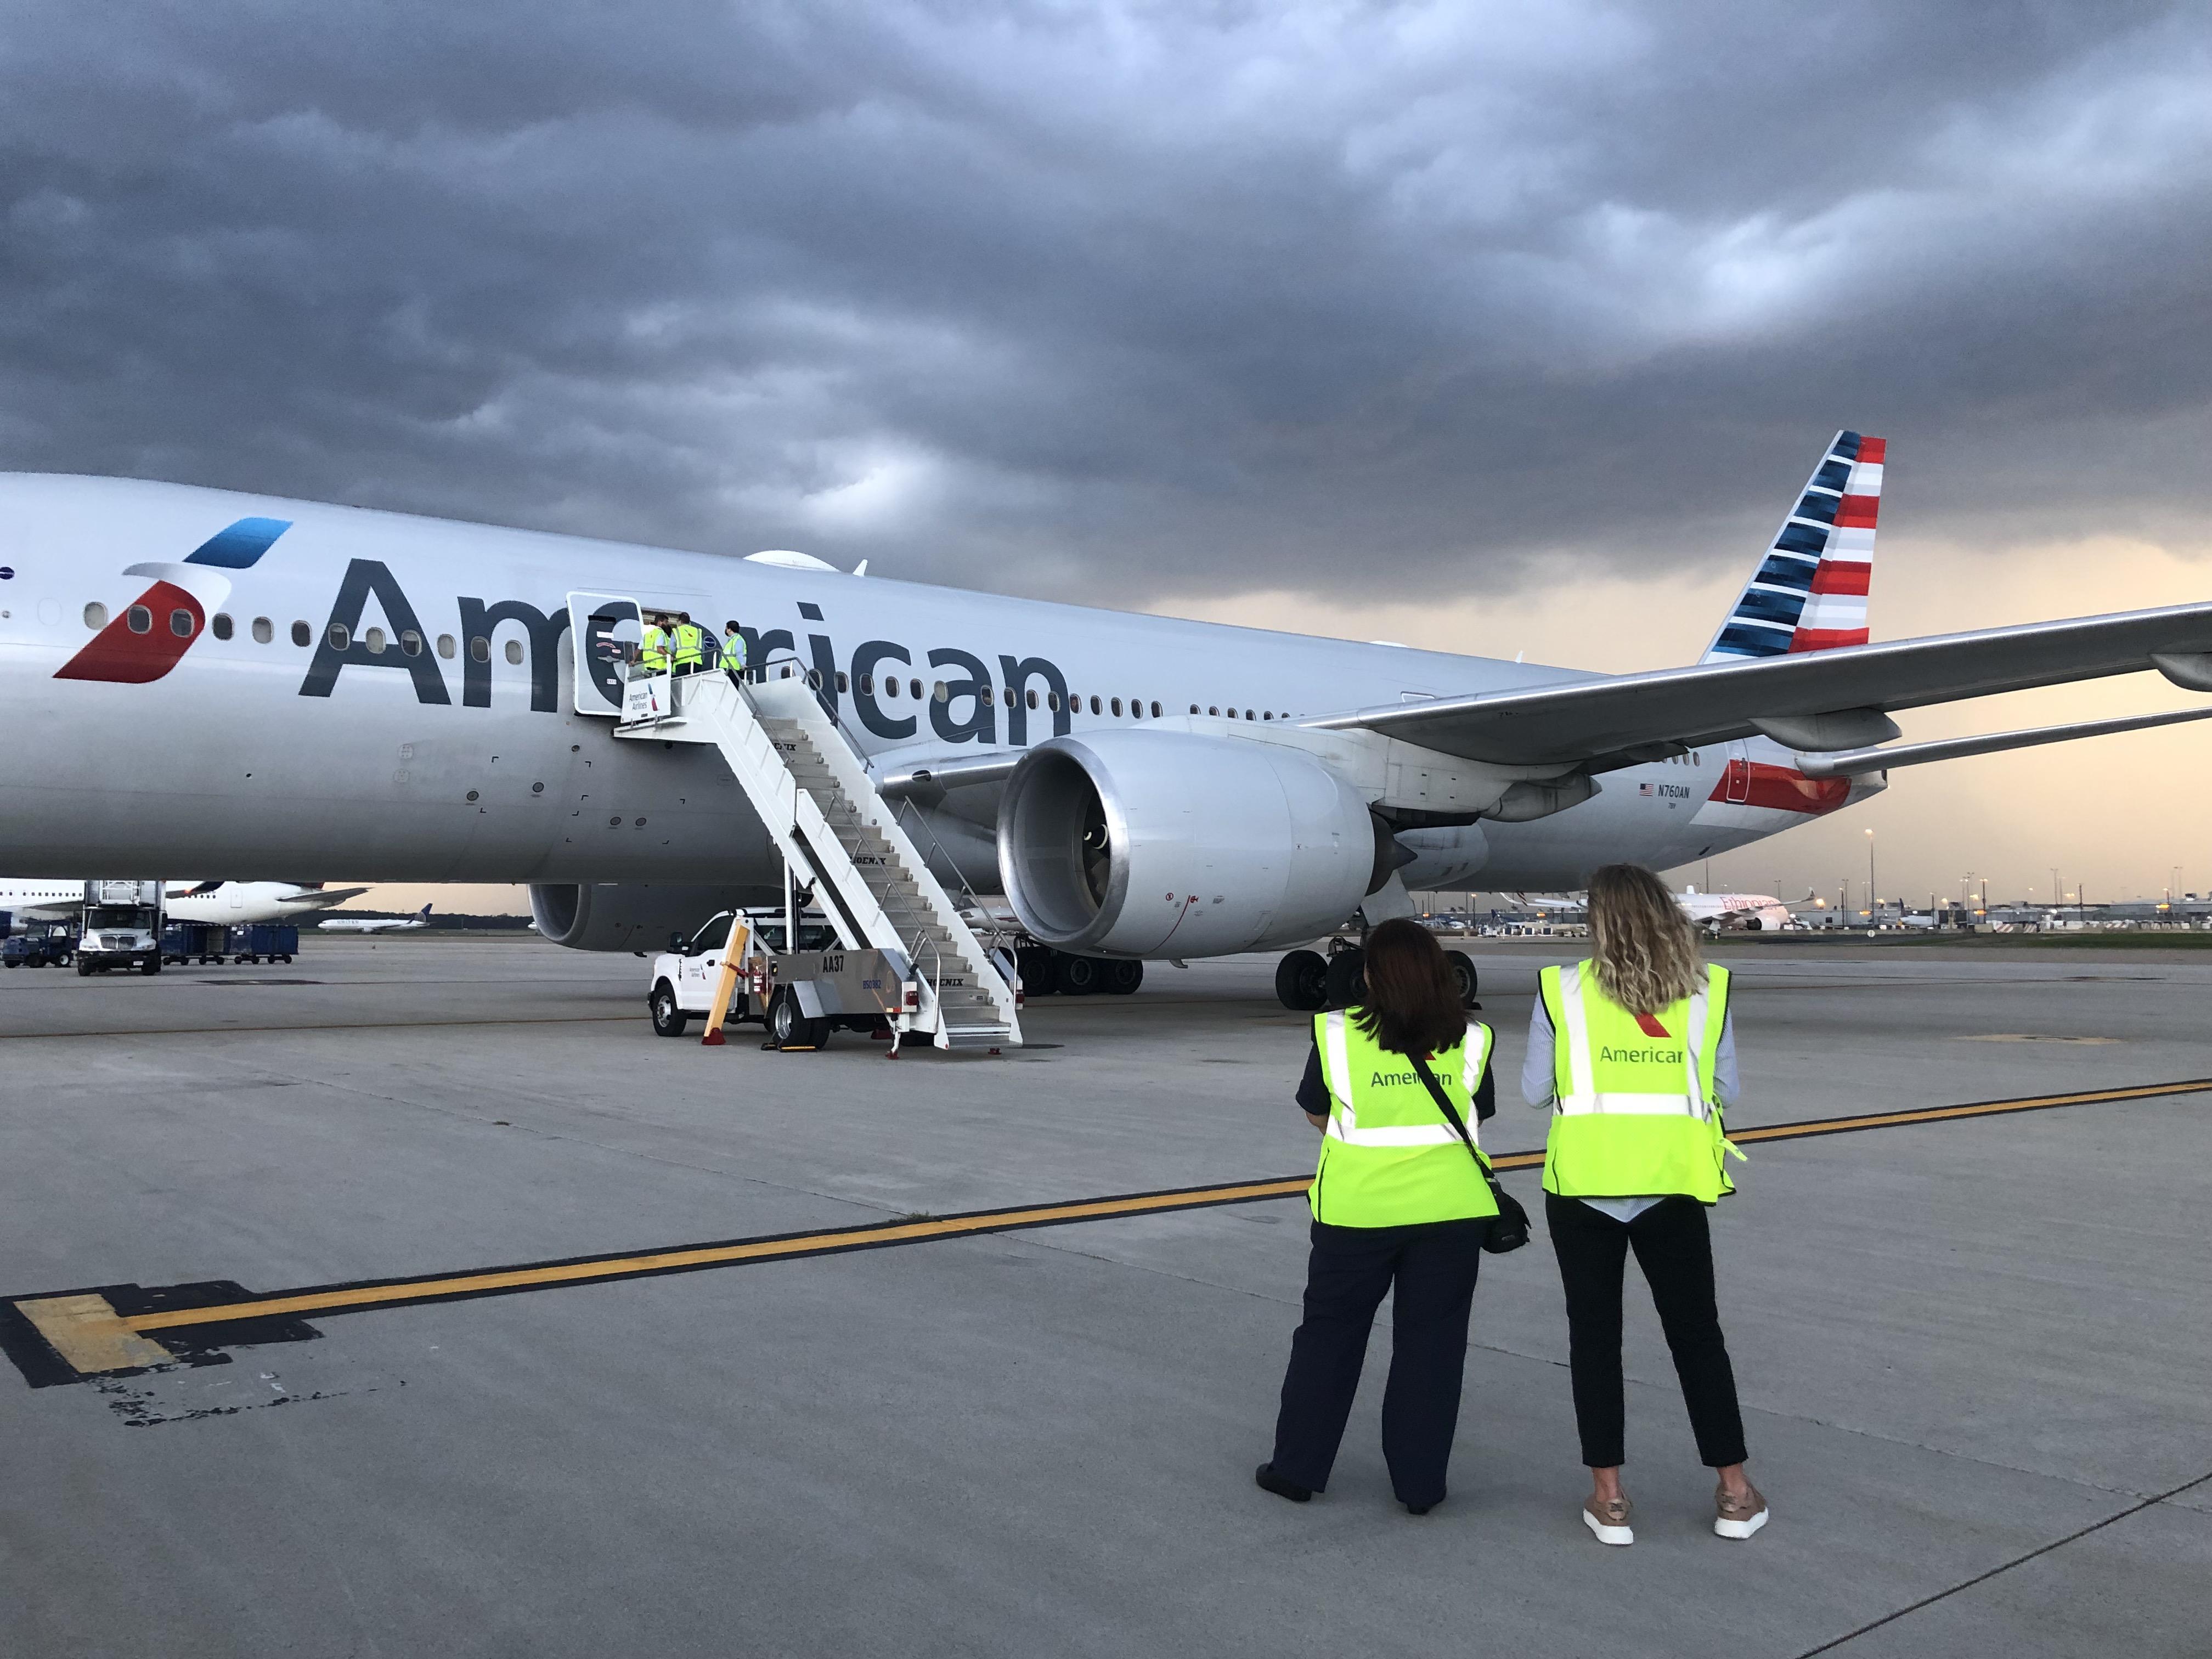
[{"x1": 1701, "y1": 431, "x2": 1884, "y2": 663}]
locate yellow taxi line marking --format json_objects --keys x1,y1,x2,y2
[
  {"x1": 16, "y1": 1294, "x2": 173, "y2": 1373},
  {"x1": 33, "y1": 1075, "x2": 2209, "y2": 1351}
]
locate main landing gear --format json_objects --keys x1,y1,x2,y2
[
  {"x1": 1015, "y1": 944, "x2": 1143, "y2": 998},
  {"x1": 1272, "y1": 943, "x2": 1479, "y2": 1012}
]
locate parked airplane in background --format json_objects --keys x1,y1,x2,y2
[
  {"x1": 0, "y1": 878, "x2": 364, "y2": 928},
  {"x1": 318, "y1": 905, "x2": 432, "y2": 934},
  {"x1": 4, "y1": 431, "x2": 2211, "y2": 996},
  {"x1": 1507, "y1": 887, "x2": 1816, "y2": 932},
  {"x1": 166, "y1": 881, "x2": 369, "y2": 924}
]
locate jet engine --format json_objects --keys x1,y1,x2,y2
[
  {"x1": 529, "y1": 882, "x2": 761, "y2": 951},
  {"x1": 996, "y1": 732, "x2": 1386, "y2": 957}
]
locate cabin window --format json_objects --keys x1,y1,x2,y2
[
  {"x1": 400, "y1": 630, "x2": 422, "y2": 656},
  {"x1": 364, "y1": 626, "x2": 387, "y2": 654},
  {"x1": 251, "y1": 617, "x2": 273, "y2": 645},
  {"x1": 1150, "y1": 701, "x2": 1163, "y2": 718},
  {"x1": 504, "y1": 639, "x2": 524, "y2": 665},
  {"x1": 470, "y1": 636, "x2": 489, "y2": 663},
  {"x1": 883, "y1": 676, "x2": 897, "y2": 698},
  {"x1": 1046, "y1": 691, "x2": 1060, "y2": 712},
  {"x1": 169, "y1": 609, "x2": 194, "y2": 637},
  {"x1": 83, "y1": 602, "x2": 107, "y2": 629},
  {"x1": 292, "y1": 620, "x2": 311, "y2": 647},
  {"x1": 211, "y1": 613, "x2": 234, "y2": 641},
  {"x1": 1090, "y1": 695, "x2": 1103, "y2": 715},
  {"x1": 127, "y1": 606, "x2": 153, "y2": 634},
  {"x1": 909, "y1": 679, "x2": 922, "y2": 699},
  {"x1": 1262, "y1": 710, "x2": 1272, "y2": 720},
  {"x1": 437, "y1": 634, "x2": 455, "y2": 659},
  {"x1": 328, "y1": 623, "x2": 351, "y2": 650},
  {"x1": 1002, "y1": 686, "x2": 1015, "y2": 708},
  {"x1": 836, "y1": 672, "x2": 849, "y2": 693},
  {"x1": 1244, "y1": 709, "x2": 1255, "y2": 720},
  {"x1": 1027, "y1": 689, "x2": 1039, "y2": 710},
  {"x1": 1110, "y1": 697, "x2": 1123, "y2": 716},
  {"x1": 932, "y1": 681, "x2": 949, "y2": 703},
  {"x1": 1208, "y1": 706, "x2": 1219, "y2": 716},
  {"x1": 1189, "y1": 704, "x2": 1200, "y2": 714}
]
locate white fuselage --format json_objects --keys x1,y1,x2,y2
[{"x1": 0, "y1": 474, "x2": 1875, "y2": 926}]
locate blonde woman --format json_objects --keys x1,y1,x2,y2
[{"x1": 1522, "y1": 864, "x2": 1765, "y2": 1546}]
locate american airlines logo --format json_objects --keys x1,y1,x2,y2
[{"x1": 54, "y1": 517, "x2": 291, "y2": 685}]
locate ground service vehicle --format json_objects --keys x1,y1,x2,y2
[
  {"x1": 648, "y1": 909, "x2": 916, "y2": 1051},
  {"x1": 76, "y1": 881, "x2": 163, "y2": 975},
  {"x1": 228, "y1": 923, "x2": 299, "y2": 963},
  {"x1": 3, "y1": 923, "x2": 75, "y2": 968}
]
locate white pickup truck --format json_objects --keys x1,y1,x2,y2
[{"x1": 647, "y1": 909, "x2": 913, "y2": 1049}]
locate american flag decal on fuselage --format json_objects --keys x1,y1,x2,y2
[{"x1": 1702, "y1": 431, "x2": 1884, "y2": 663}]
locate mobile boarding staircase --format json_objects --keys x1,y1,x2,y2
[{"x1": 608, "y1": 657, "x2": 1023, "y2": 1053}]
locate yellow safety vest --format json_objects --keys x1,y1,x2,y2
[
  {"x1": 640, "y1": 625, "x2": 670, "y2": 672},
  {"x1": 1309, "y1": 1010, "x2": 1499, "y2": 1228},
  {"x1": 1538, "y1": 962, "x2": 1742, "y2": 1203},
  {"x1": 672, "y1": 623, "x2": 706, "y2": 670},
  {"x1": 721, "y1": 630, "x2": 748, "y2": 673}
]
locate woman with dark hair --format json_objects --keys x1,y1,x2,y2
[
  {"x1": 1256, "y1": 917, "x2": 1523, "y2": 1515},
  {"x1": 1525, "y1": 863, "x2": 1764, "y2": 1546}
]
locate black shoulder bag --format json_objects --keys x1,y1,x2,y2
[{"x1": 1409, "y1": 1052, "x2": 1531, "y2": 1254}]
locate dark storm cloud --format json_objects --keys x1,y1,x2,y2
[{"x1": 3, "y1": 1, "x2": 2209, "y2": 605}]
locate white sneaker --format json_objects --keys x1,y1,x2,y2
[
  {"x1": 1583, "y1": 1494, "x2": 1633, "y2": 1545},
  {"x1": 1715, "y1": 1483, "x2": 1768, "y2": 1539}
]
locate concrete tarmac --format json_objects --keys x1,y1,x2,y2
[{"x1": 2, "y1": 936, "x2": 2207, "y2": 1656}]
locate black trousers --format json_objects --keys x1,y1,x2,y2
[
  {"x1": 1545, "y1": 1192, "x2": 1747, "y2": 1469},
  {"x1": 1269, "y1": 1218, "x2": 1485, "y2": 1506}
]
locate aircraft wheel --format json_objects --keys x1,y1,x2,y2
[
  {"x1": 1105, "y1": 959, "x2": 1144, "y2": 995},
  {"x1": 1057, "y1": 954, "x2": 1103, "y2": 996},
  {"x1": 650, "y1": 981, "x2": 689, "y2": 1037},
  {"x1": 1324, "y1": 947, "x2": 1366, "y2": 1009},
  {"x1": 1016, "y1": 945, "x2": 1059, "y2": 997},
  {"x1": 1274, "y1": 950, "x2": 1328, "y2": 1012},
  {"x1": 1444, "y1": 950, "x2": 1479, "y2": 1008}
]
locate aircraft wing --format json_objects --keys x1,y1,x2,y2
[{"x1": 1307, "y1": 602, "x2": 2212, "y2": 769}]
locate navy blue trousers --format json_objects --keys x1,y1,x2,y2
[{"x1": 1269, "y1": 1218, "x2": 1485, "y2": 1506}]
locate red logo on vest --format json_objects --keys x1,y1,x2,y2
[{"x1": 1633, "y1": 1012, "x2": 1671, "y2": 1039}]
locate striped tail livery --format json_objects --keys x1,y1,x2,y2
[{"x1": 1702, "y1": 431, "x2": 1884, "y2": 663}]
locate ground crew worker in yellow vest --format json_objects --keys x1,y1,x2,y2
[
  {"x1": 639, "y1": 614, "x2": 672, "y2": 674},
  {"x1": 720, "y1": 619, "x2": 749, "y2": 684},
  {"x1": 670, "y1": 614, "x2": 707, "y2": 675},
  {"x1": 1523, "y1": 862, "x2": 1765, "y2": 1547},
  {"x1": 1256, "y1": 918, "x2": 1527, "y2": 1515}
]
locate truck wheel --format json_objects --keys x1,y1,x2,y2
[
  {"x1": 1444, "y1": 950, "x2": 1478, "y2": 1008},
  {"x1": 769, "y1": 989, "x2": 830, "y2": 1050},
  {"x1": 1057, "y1": 954, "x2": 1102, "y2": 996},
  {"x1": 1324, "y1": 947, "x2": 1365, "y2": 1009},
  {"x1": 77, "y1": 960, "x2": 93, "y2": 977},
  {"x1": 1274, "y1": 949, "x2": 1329, "y2": 1011},
  {"x1": 650, "y1": 981, "x2": 689, "y2": 1037},
  {"x1": 1105, "y1": 959, "x2": 1144, "y2": 995},
  {"x1": 143, "y1": 956, "x2": 162, "y2": 975}
]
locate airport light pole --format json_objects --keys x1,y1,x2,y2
[{"x1": 1865, "y1": 830, "x2": 1876, "y2": 923}]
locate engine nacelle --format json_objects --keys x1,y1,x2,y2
[
  {"x1": 997, "y1": 732, "x2": 1383, "y2": 957},
  {"x1": 530, "y1": 882, "x2": 760, "y2": 951}
]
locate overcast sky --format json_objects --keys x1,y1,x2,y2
[{"x1": 7, "y1": 2, "x2": 2212, "y2": 902}]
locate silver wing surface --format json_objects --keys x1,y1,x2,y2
[{"x1": 1308, "y1": 602, "x2": 2212, "y2": 769}]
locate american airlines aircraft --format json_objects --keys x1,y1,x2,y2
[{"x1": 4, "y1": 433, "x2": 2210, "y2": 988}]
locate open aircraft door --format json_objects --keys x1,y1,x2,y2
[{"x1": 567, "y1": 592, "x2": 642, "y2": 718}]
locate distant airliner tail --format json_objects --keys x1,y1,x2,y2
[{"x1": 1701, "y1": 431, "x2": 1884, "y2": 663}]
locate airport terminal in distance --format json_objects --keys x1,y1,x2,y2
[{"x1": 4, "y1": 429, "x2": 2212, "y2": 1658}]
